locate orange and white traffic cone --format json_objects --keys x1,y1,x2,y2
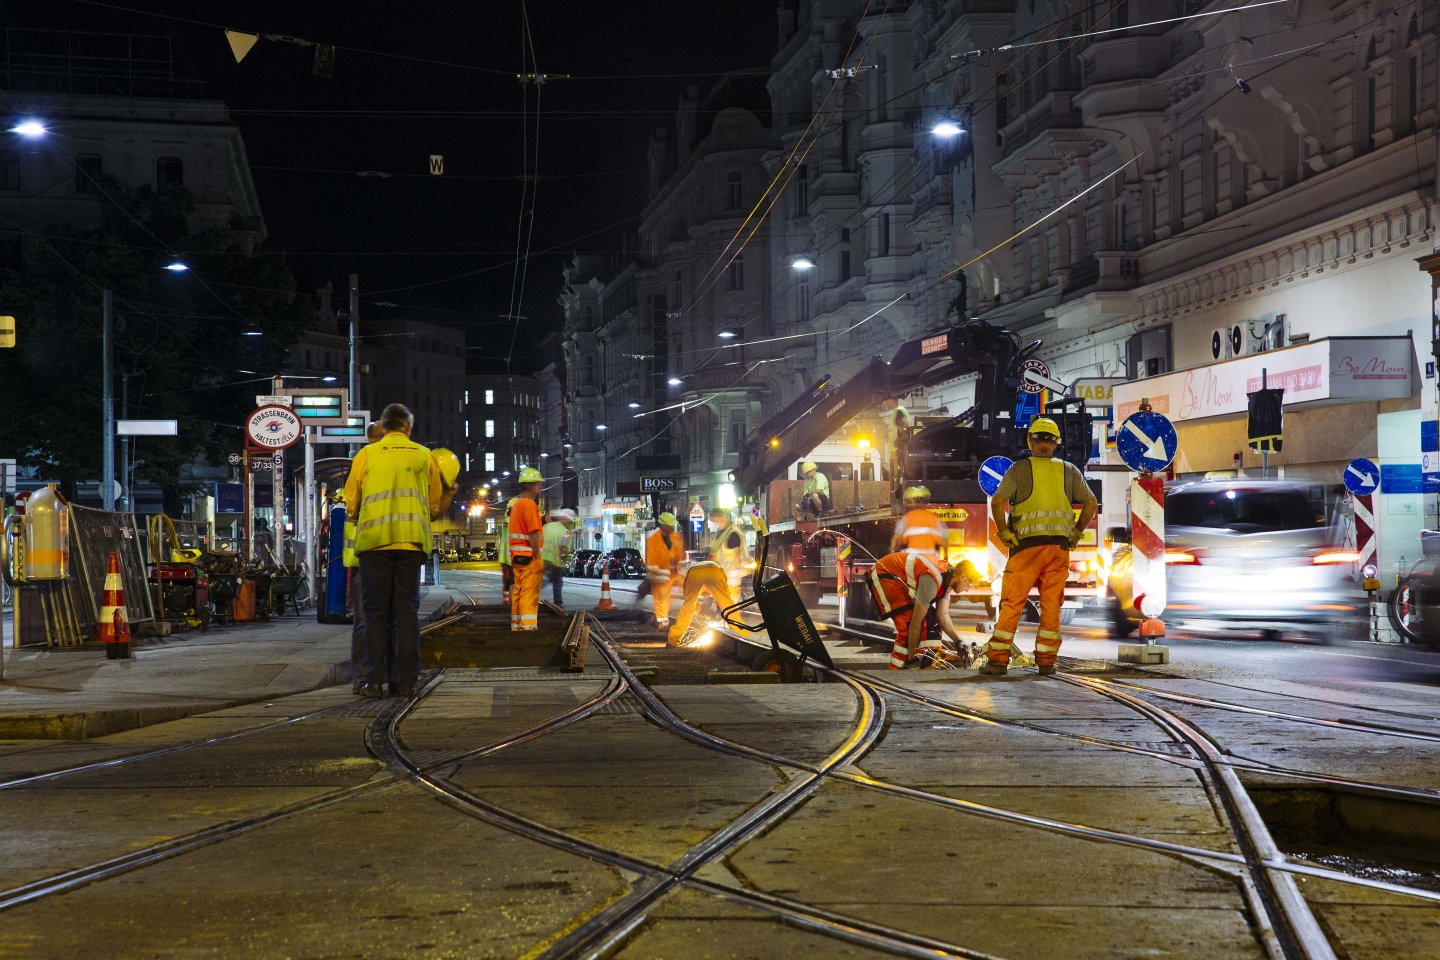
[
  {"x1": 99, "y1": 552, "x2": 130, "y2": 659},
  {"x1": 594, "y1": 564, "x2": 617, "y2": 611}
]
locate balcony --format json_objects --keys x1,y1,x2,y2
[{"x1": 1061, "y1": 252, "x2": 1140, "y2": 295}]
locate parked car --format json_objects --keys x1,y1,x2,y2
[
  {"x1": 439, "y1": 548, "x2": 460, "y2": 563},
  {"x1": 1107, "y1": 478, "x2": 1363, "y2": 642},
  {"x1": 572, "y1": 549, "x2": 602, "y2": 578},
  {"x1": 603, "y1": 548, "x2": 644, "y2": 580}
]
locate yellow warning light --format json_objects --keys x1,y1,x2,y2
[
  {"x1": 769, "y1": 437, "x2": 780, "y2": 448},
  {"x1": 856, "y1": 437, "x2": 871, "y2": 449}
]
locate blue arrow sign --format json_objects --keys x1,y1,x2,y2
[
  {"x1": 978, "y1": 456, "x2": 1013, "y2": 497},
  {"x1": 1116, "y1": 411, "x2": 1178, "y2": 472},
  {"x1": 1342, "y1": 458, "x2": 1380, "y2": 495}
]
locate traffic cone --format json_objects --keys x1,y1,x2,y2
[
  {"x1": 594, "y1": 564, "x2": 618, "y2": 611},
  {"x1": 99, "y1": 552, "x2": 129, "y2": 659}
]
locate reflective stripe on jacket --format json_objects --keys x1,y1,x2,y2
[
  {"x1": 353, "y1": 435, "x2": 434, "y2": 553},
  {"x1": 342, "y1": 520, "x2": 357, "y2": 568},
  {"x1": 1008, "y1": 457, "x2": 1074, "y2": 542},
  {"x1": 508, "y1": 498, "x2": 540, "y2": 559},
  {"x1": 896, "y1": 508, "x2": 946, "y2": 557},
  {"x1": 867, "y1": 552, "x2": 949, "y2": 618},
  {"x1": 707, "y1": 526, "x2": 746, "y2": 583}
]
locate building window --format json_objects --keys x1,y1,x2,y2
[
  {"x1": 840, "y1": 228, "x2": 852, "y2": 282},
  {"x1": 75, "y1": 154, "x2": 102, "y2": 194},
  {"x1": 725, "y1": 171, "x2": 743, "y2": 210},
  {"x1": 726, "y1": 251, "x2": 744, "y2": 290},
  {"x1": 464, "y1": 420, "x2": 469, "y2": 438},
  {"x1": 727, "y1": 412, "x2": 747, "y2": 453},
  {"x1": 795, "y1": 164, "x2": 808, "y2": 217},
  {"x1": 879, "y1": 213, "x2": 890, "y2": 257},
  {"x1": 156, "y1": 156, "x2": 183, "y2": 191},
  {"x1": 485, "y1": 452, "x2": 496, "y2": 472},
  {"x1": 485, "y1": 389, "x2": 494, "y2": 404},
  {"x1": 584, "y1": 356, "x2": 595, "y2": 385},
  {"x1": 875, "y1": 52, "x2": 889, "y2": 122},
  {"x1": 797, "y1": 280, "x2": 810, "y2": 323},
  {"x1": 512, "y1": 420, "x2": 518, "y2": 438},
  {"x1": 0, "y1": 150, "x2": 18, "y2": 191},
  {"x1": 485, "y1": 420, "x2": 495, "y2": 438},
  {"x1": 672, "y1": 270, "x2": 683, "y2": 310},
  {"x1": 995, "y1": 73, "x2": 1009, "y2": 145}
]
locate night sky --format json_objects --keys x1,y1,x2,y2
[{"x1": 19, "y1": 0, "x2": 778, "y2": 372}]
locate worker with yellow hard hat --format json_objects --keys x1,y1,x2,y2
[
  {"x1": 507, "y1": 466, "x2": 546, "y2": 632},
  {"x1": 644, "y1": 511, "x2": 684, "y2": 631},
  {"x1": 984, "y1": 416, "x2": 1096, "y2": 676},
  {"x1": 795, "y1": 460, "x2": 831, "y2": 516},
  {"x1": 667, "y1": 507, "x2": 748, "y2": 646},
  {"x1": 890, "y1": 484, "x2": 947, "y2": 559},
  {"x1": 345, "y1": 420, "x2": 393, "y2": 694},
  {"x1": 343, "y1": 405, "x2": 458, "y2": 697}
]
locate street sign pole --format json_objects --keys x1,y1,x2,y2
[
  {"x1": 978, "y1": 456, "x2": 1013, "y2": 630},
  {"x1": 305, "y1": 427, "x2": 317, "y2": 603},
  {"x1": 102, "y1": 289, "x2": 115, "y2": 510},
  {"x1": 348, "y1": 273, "x2": 361, "y2": 457}
]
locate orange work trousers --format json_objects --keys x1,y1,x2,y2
[
  {"x1": 870, "y1": 576, "x2": 942, "y2": 670},
  {"x1": 511, "y1": 557, "x2": 543, "y2": 632},
  {"x1": 988, "y1": 543, "x2": 1069, "y2": 666},
  {"x1": 649, "y1": 573, "x2": 681, "y2": 623},
  {"x1": 668, "y1": 564, "x2": 734, "y2": 645}
]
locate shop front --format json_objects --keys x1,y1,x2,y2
[{"x1": 1111, "y1": 335, "x2": 1424, "y2": 582}]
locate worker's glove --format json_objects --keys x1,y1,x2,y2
[
  {"x1": 997, "y1": 530, "x2": 1020, "y2": 550},
  {"x1": 1067, "y1": 527, "x2": 1086, "y2": 549}
]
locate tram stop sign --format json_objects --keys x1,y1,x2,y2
[
  {"x1": 979, "y1": 456, "x2": 1013, "y2": 497},
  {"x1": 1116, "y1": 411, "x2": 1178, "y2": 473},
  {"x1": 1343, "y1": 458, "x2": 1381, "y2": 495}
]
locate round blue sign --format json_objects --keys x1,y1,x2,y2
[
  {"x1": 1342, "y1": 458, "x2": 1380, "y2": 495},
  {"x1": 978, "y1": 456, "x2": 1013, "y2": 497},
  {"x1": 1116, "y1": 411, "x2": 1178, "y2": 473}
]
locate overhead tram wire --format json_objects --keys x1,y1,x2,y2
[{"x1": 506, "y1": 0, "x2": 546, "y2": 374}]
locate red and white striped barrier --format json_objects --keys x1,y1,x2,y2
[
  {"x1": 1353, "y1": 493, "x2": 1376, "y2": 575},
  {"x1": 985, "y1": 516, "x2": 1008, "y2": 622},
  {"x1": 1130, "y1": 475, "x2": 1166, "y2": 633}
]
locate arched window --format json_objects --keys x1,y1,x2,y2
[
  {"x1": 724, "y1": 172, "x2": 743, "y2": 210},
  {"x1": 156, "y1": 157, "x2": 183, "y2": 190}
]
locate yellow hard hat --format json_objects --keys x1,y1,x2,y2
[
  {"x1": 658, "y1": 512, "x2": 677, "y2": 527},
  {"x1": 433, "y1": 448, "x2": 461, "y2": 486},
  {"x1": 332, "y1": 489, "x2": 345, "y2": 504},
  {"x1": 1028, "y1": 416, "x2": 1061, "y2": 439},
  {"x1": 801, "y1": 460, "x2": 818, "y2": 473},
  {"x1": 903, "y1": 485, "x2": 931, "y2": 503},
  {"x1": 518, "y1": 466, "x2": 543, "y2": 484}
]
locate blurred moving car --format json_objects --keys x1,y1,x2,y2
[
  {"x1": 571, "y1": 549, "x2": 601, "y2": 578},
  {"x1": 1108, "y1": 478, "x2": 1362, "y2": 642},
  {"x1": 603, "y1": 548, "x2": 644, "y2": 579}
]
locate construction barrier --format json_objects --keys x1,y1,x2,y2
[{"x1": 68, "y1": 505, "x2": 155, "y2": 638}]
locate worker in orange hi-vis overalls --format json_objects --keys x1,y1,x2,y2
[
  {"x1": 985, "y1": 417, "x2": 1097, "y2": 676},
  {"x1": 507, "y1": 467, "x2": 546, "y2": 632},
  {"x1": 644, "y1": 512, "x2": 684, "y2": 632},
  {"x1": 867, "y1": 551, "x2": 953, "y2": 669},
  {"x1": 890, "y1": 485, "x2": 948, "y2": 559}
]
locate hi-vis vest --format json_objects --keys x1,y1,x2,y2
[
  {"x1": 343, "y1": 519, "x2": 357, "y2": 568},
  {"x1": 496, "y1": 504, "x2": 511, "y2": 564},
  {"x1": 707, "y1": 527, "x2": 746, "y2": 583},
  {"x1": 868, "y1": 552, "x2": 950, "y2": 618},
  {"x1": 507, "y1": 498, "x2": 535, "y2": 559},
  {"x1": 896, "y1": 508, "x2": 945, "y2": 557},
  {"x1": 1007, "y1": 457, "x2": 1075, "y2": 542},
  {"x1": 353, "y1": 435, "x2": 434, "y2": 553}
]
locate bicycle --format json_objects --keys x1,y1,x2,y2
[{"x1": 1386, "y1": 556, "x2": 1437, "y2": 645}]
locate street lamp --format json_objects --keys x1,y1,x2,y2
[
  {"x1": 932, "y1": 120, "x2": 965, "y2": 138},
  {"x1": 718, "y1": 329, "x2": 738, "y2": 339},
  {"x1": 667, "y1": 377, "x2": 683, "y2": 386},
  {"x1": 627, "y1": 401, "x2": 641, "y2": 409},
  {"x1": 10, "y1": 119, "x2": 46, "y2": 137},
  {"x1": 791, "y1": 256, "x2": 816, "y2": 271},
  {"x1": 164, "y1": 261, "x2": 189, "y2": 273},
  {"x1": 241, "y1": 328, "x2": 263, "y2": 337},
  {"x1": 596, "y1": 424, "x2": 607, "y2": 431}
]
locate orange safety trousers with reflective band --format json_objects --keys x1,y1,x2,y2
[
  {"x1": 868, "y1": 553, "x2": 947, "y2": 669},
  {"x1": 988, "y1": 543, "x2": 1069, "y2": 666},
  {"x1": 668, "y1": 562, "x2": 734, "y2": 645},
  {"x1": 511, "y1": 555, "x2": 543, "y2": 631}
]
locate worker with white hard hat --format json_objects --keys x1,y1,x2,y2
[{"x1": 985, "y1": 417, "x2": 1097, "y2": 676}]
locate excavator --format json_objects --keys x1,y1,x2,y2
[{"x1": 736, "y1": 314, "x2": 1097, "y2": 623}]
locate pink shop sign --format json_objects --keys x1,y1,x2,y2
[{"x1": 1245, "y1": 365, "x2": 1323, "y2": 395}]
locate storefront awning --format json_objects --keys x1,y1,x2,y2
[{"x1": 1113, "y1": 336, "x2": 1414, "y2": 424}]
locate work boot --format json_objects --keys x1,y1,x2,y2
[
  {"x1": 977, "y1": 661, "x2": 1008, "y2": 676},
  {"x1": 359, "y1": 683, "x2": 385, "y2": 698},
  {"x1": 1037, "y1": 664, "x2": 1057, "y2": 676},
  {"x1": 394, "y1": 686, "x2": 416, "y2": 698},
  {"x1": 351, "y1": 681, "x2": 362, "y2": 696}
]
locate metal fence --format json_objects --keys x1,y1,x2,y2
[{"x1": 69, "y1": 504, "x2": 155, "y2": 636}]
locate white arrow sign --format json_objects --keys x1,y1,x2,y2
[
  {"x1": 981, "y1": 462, "x2": 1007, "y2": 484},
  {"x1": 1124, "y1": 419, "x2": 1170, "y2": 463},
  {"x1": 1346, "y1": 463, "x2": 1378, "y2": 489}
]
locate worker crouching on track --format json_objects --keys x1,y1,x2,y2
[
  {"x1": 890, "y1": 485, "x2": 947, "y2": 558},
  {"x1": 668, "y1": 507, "x2": 748, "y2": 646},
  {"x1": 507, "y1": 467, "x2": 545, "y2": 632},
  {"x1": 345, "y1": 404, "x2": 456, "y2": 698},
  {"x1": 644, "y1": 512, "x2": 684, "y2": 632},
  {"x1": 868, "y1": 552, "x2": 954, "y2": 669},
  {"x1": 985, "y1": 417, "x2": 1097, "y2": 676}
]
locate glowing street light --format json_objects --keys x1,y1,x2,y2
[
  {"x1": 791, "y1": 256, "x2": 816, "y2": 271},
  {"x1": 596, "y1": 424, "x2": 607, "y2": 431},
  {"x1": 667, "y1": 377, "x2": 683, "y2": 386},
  {"x1": 627, "y1": 401, "x2": 641, "y2": 409},
  {"x1": 321, "y1": 375, "x2": 337, "y2": 382},
  {"x1": 717, "y1": 329, "x2": 737, "y2": 339},
  {"x1": 10, "y1": 120, "x2": 46, "y2": 138},
  {"x1": 164, "y1": 262, "x2": 189, "y2": 272},
  {"x1": 932, "y1": 120, "x2": 965, "y2": 138}
]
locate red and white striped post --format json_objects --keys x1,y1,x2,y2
[
  {"x1": 1354, "y1": 493, "x2": 1376, "y2": 575},
  {"x1": 1130, "y1": 474, "x2": 1167, "y2": 640},
  {"x1": 836, "y1": 536, "x2": 850, "y2": 629}
]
